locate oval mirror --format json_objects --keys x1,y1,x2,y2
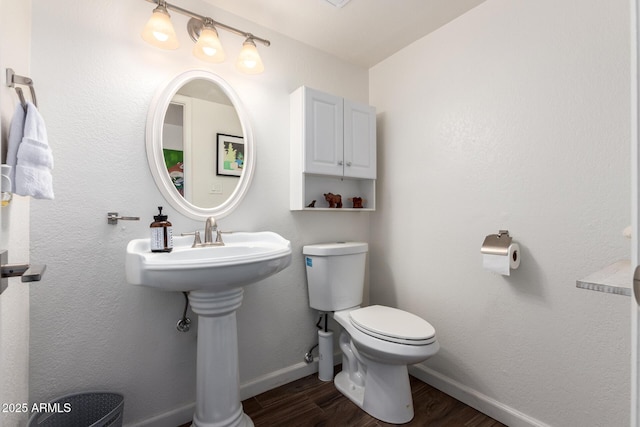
[{"x1": 146, "y1": 69, "x2": 255, "y2": 220}]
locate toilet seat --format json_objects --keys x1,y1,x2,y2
[{"x1": 349, "y1": 305, "x2": 436, "y2": 346}]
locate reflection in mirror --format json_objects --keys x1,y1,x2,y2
[
  {"x1": 161, "y1": 80, "x2": 243, "y2": 208},
  {"x1": 146, "y1": 69, "x2": 255, "y2": 220}
]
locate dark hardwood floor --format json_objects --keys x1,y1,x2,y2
[{"x1": 179, "y1": 371, "x2": 505, "y2": 426}]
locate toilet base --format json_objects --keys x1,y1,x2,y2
[{"x1": 335, "y1": 360, "x2": 414, "y2": 424}]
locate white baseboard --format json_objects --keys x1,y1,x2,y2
[
  {"x1": 127, "y1": 356, "x2": 338, "y2": 427},
  {"x1": 409, "y1": 364, "x2": 551, "y2": 427},
  {"x1": 126, "y1": 401, "x2": 195, "y2": 427},
  {"x1": 239, "y1": 358, "x2": 326, "y2": 400},
  {"x1": 130, "y1": 356, "x2": 550, "y2": 427}
]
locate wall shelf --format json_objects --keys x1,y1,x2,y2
[
  {"x1": 299, "y1": 208, "x2": 375, "y2": 212},
  {"x1": 575, "y1": 259, "x2": 631, "y2": 297},
  {"x1": 292, "y1": 173, "x2": 375, "y2": 211}
]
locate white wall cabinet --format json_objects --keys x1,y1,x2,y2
[
  {"x1": 343, "y1": 98, "x2": 377, "y2": 179},
  {"x1": 290, "y1": 86, "x2": 376, "y2": 211}
]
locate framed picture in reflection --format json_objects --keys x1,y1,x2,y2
[{"x1": 216, "y1": 133, "x2": 244, "y2": 177}]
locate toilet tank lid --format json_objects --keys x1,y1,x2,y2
[{"x1": 303, "y1": 242, "x2": 368, "y2": 256}]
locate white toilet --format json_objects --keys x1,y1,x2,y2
[{"x1": 303, "y1": 242, "x2": 439, "y2": 424}]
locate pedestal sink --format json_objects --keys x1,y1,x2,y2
[{"x1": 126, "y1": 231, "x2": 292, "y2": 427}]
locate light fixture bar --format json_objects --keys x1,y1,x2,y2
[{"x1": 143, "y1": 0, "x2": 271, "y2": 47}]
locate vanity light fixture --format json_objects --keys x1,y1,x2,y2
[
  {"x1": 236, "y1": 38, "x2": 265, "y2": 74},
  {"x1": 141, "y1": 1, "x2": 179, "y2": 49},
  {"x1": 141, "y1": 0, "x2": 270, "y2": 74},
  {"x1": 192, "y1": 18, "x2": 225, "y2": 63}
]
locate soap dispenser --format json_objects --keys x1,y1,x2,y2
[{"x1": 150, "y1": 206, "x2": 173, "y2": 252}]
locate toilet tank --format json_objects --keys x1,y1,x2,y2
[{"x1": 303, "y1": 242, "x2": 368, "y2": 311}]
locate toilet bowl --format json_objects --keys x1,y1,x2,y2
[
  {"x1": 332, "y1": 305, "x2": 439, "y2": 424},
  {"x1": 303, "y1": 242, "x2": 439, "y2": 424},
  {"x1": 335, "y1": 305, "x2": 438, "y2": 364}
]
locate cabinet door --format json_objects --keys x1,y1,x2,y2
[
  {"x1": 344, "y1": 99, "x2": 376, "y2": 179},
  {"x1": 303, "y1": 88, "x2": 344, "y2": 176}
]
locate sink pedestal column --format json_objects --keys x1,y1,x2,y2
[{"x1": 188, "y1": 289, "x2": 254, "y2": 427}]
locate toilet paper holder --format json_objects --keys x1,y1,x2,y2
[{"x1": 481, "y1": 230, "x2": 513, "y2": 256}]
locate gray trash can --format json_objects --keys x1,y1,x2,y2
[{"x1": 28, "y1": 392, "x2": 123, "y2": 427}]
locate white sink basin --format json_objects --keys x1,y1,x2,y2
[
  {"x1": 126, "y1": 231, "x2": 292, "y2": 292},
  {"x1": 126, "y1": 230, "x2": 292, "y2": 426}
]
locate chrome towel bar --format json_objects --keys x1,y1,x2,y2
[
  {"x1": 0, "y1": 249, "x2": 46, "y2": 295},
  {"x1": 6, "y1": 68, "x2": 38, "y2": 111},
  {"x1": 107, "y1": 212, "x2": 140, "y2": 225}
]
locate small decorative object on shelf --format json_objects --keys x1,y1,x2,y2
[
  {"x1": 351, "y1": 197, "x2": 363, "y2": 208},
  {"x1": 324, "y1": 193, "x2": 342, "y2": 208},
  {"x1": 307, "y1": 200, "x2": 316, "y2": 208}
]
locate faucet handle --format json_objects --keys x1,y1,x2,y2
[
  {"x1": 193, "y1": 231, "x2": 203, "y2": 247},
  {"x1": 215, "y1": 230, "x2": 224, "y2": 245},
  {"x1": 181, "y1": 230, "x2": 203, "y2": 248}
]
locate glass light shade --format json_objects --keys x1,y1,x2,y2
[
  {"x1": 141, "y1": 6, "x2": 179, "y2": 50},
  {"x1": 193, "y1": 25, "x2": 225, "y2": 63},
  {"x1": 236, "y1": 39, "x2": 264, "y2": 74}
]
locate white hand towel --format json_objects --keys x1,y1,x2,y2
[
  {"x1": 6, "y1": 103, "x2": 26, "y2": 192},
  {"x1": 23, "y1": 101, "x2": 48, "y2": 142},
  {"x1": 15, "y1": 102, "x2": 54, "y2": 200}
]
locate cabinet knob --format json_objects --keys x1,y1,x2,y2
[
  {"x1": 337, "y1": 160, "x2": 343, "y2": 166},
  {"x1": 346, "y1": 162, "x2": 352, "y2": 167}
]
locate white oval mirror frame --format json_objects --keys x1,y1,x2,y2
[{"x1": 146, "y1": 69, "x2": 255, "y2": 220}]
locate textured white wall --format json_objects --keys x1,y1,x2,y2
[
  {"x1": 28, "y1": 0, "x2": 370, "y2": 424},
  {"x1": 25, "y1": 0, "x2": 634, "y2": 425},
  {"x1": 370, "y1": 0, "x2": 630, "y2": 426}
]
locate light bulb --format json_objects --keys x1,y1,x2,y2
[
  {"x1": 141, "y1": 5, "x2": 179, "y2": 50},
  {"x1": 193, "y1": 24, "x2": 225, "y2": 63},
  {"x1": 236, "y1": 39, "x2": 264, "y2": 74}
]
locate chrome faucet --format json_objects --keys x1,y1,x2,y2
[
  {"x1": 183, "y1": 217, "x2": 225, "y2": 248},
  {"x1": 204, "y1": 216, "x2": 217, "y2": 245},
  {"x1": 182, "y1": 216, "x2": 224, "y2": 248},
  {"x1": 203, "y1": 216, "x2": 224, "y2": 246}
]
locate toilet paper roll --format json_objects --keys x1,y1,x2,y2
[{"x1": 482, "y1": 243, "x2": 520, "y2": 276}]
